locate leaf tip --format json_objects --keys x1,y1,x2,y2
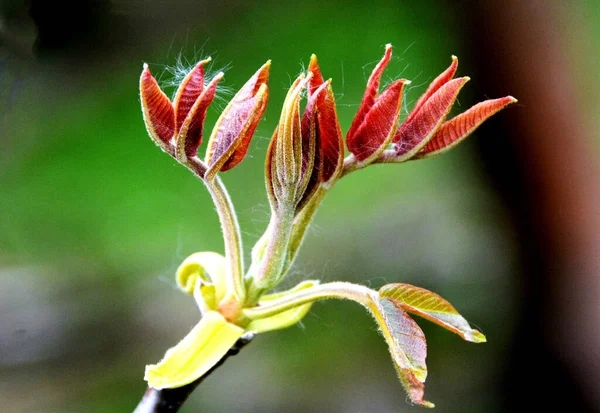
[{"x1": 467, "y1": 330, "x2": 487, "y2": 343}]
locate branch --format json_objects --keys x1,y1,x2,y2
[{"x1": 133, "y1": 333, "x2": 254, "y2": 413}]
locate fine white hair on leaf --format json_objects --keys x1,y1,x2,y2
[{"x1": 153, "y1": 48, "x2": 235, "y2": 115}]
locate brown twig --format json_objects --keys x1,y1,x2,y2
[{"x1": 133, "y1": 332, "x2": 254, "y2": 413}]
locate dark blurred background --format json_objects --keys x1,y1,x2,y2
[{"x1": 1, "y1": 1, "x2": 599, "y2": 412}]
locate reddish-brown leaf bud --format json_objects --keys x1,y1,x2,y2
[
  {"x1": 296, "y1": 81, "x2": 330, "y2": 211},
  {"x1": 205, "y1": 62, "x2": 270, "y2": 178},
  {"x1": 417, "y1": 96, "x2": 518, "y2": 158},
  {"x1": 307, "y1": 55, "x2": 344, "y2": 183},
  {"x1": 175, "y1": 72, "x2": 223, "y2": 159},
  {"x1": 347, "y1": 79, "x2": 407, "y2": 162},
  {"x1": 173, "y1": 58, "x2": 211, "y2": 135},
  {"x1": 140, "y1": 64, "x2": 175, "y2": 149},
  {"x1": 346, "y1": 45, "x2": 407, "y2": 163}
]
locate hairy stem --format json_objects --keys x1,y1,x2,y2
[
  {"x1": 248, "y1": 206, "x2": 295, "y2": 301},
  {"x1": 177, "y1": 156, "x2": 245, "y2": 302},
  {"x1": 243, "y1": 281, "x2": 375, "y2": 320},
  {"x1": 133, "y1": 333, "x2": 253, "y2": 413},
  {"x1": 282, "y1": 186, "x2": 327, "y2": 274},
  {"x1": 204, "y1": 176, "x2": 245, "y2": 303}
]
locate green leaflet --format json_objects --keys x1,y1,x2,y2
[
  {"x1": 145, "y1": 311, "x2": 244, "y2": 389},
  {"x1": 379, "y1": 283, "x2": 486, "y2": 343},
  {"x1": 367, "y1": 296, "x2": 434, "y2": 408}
]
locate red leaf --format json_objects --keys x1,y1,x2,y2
[
  {"x1": 347, "y1": 79, "x2": 406, "y2": 161},
  {"x1": 394, "y1": 77, "x2": 469, "y2": 160},
  {"x1": 346, "y1": 44, "x2": 392, "y2": 143},
  {"x1": 418, "y1": 96, "x2": 518, "y2": 158},
  {"x1": 173, "y1": 58, "x2": 211, "y2": 135},
  {"x1": 297, "y1": 81, "x2": 328, "y2": 210},
  {"x1": 140, "y1": 64, "x2": 175, "y2": 145},
  {"x1": 404, "y1": 55, "x2": 458, "y2": 126},
  {"x1": 205, "y1": 62, "x2": 270, "y2": 175},
  {"x1": 176, "y1": 73, "x2": 223, "y2": 159},
  {"x1": 308, "y1": 55, "x2": 344, "y2": 182}
]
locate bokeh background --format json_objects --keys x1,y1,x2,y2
[{"x1": 1, "y1": 1, "x2": 599, "y2": 412}]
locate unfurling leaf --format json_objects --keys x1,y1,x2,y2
[
  {"x1": 367, "y1": 296, "x2": 433, "y2": 407},
  {"x1": 176, "y1": 251, "x2": 227, "y2": 305},
  {"x1": 205, "y1": 62, "x2": 270, "y2": 178},
  {"x1": 175, "y1": 73, "x2": 223, "y2": 159},
  {"x1": 417, "y1": 96, "x2": 518, "y2": 158},
  {"x1": 347, "y1": 45, "x2": 408, "y2": 163},
  {"x1": 379, "y1": 283, "x2": 486, "y2": 343},
  {"x1": 140, "y1": 64, "x2": 175, "y2": 148},
  {"x1": 246, "y1": 280, "x2": 319, "y2": 333},
  {"x1": 393, "y1": 76, "x2": 469, "y2": 161},
  {"x1": 145, "y1": 311, "x2": 244, "y2": 389}
]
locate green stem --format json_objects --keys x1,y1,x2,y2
[
  {"x1": 205, "y1": 176, "x2": 245, "y2": 303},
  {"x1": 243, "y1": 281, "x2": 375, "y2": 320},
  {"x1": 282, "y1": 186, "x2": 327, "y2": 274},
  {"x1": 248, "y1": 206, "x2": 295, "y2": 300}
]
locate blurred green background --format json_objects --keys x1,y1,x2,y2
[{"x1": 1, "y1": 1, "x2": 599, "y2": 412}]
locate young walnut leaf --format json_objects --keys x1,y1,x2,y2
[
  {"x1": 369, "y1": 297, "x2": 433, "y2": 408},
  {"x1": 417, "y1": 96, "x2": 518, "y2": 158},
  {"x1": 140, "y1": 64, "x2": 175, "y2": 148},
  {"x1": 173, "y1": 58, "x2": 210, "y2": 135},
  {"x1": 307, "y1": 55, "x2": 344, "y2": 183},
  {"x1": 175, "y1": 73, "x2": 223, "y2": 159},
  {"x1": 379, "y1": 283, "x2": 486, "y2": 343},
  {"x1": 205, "y1": 62, "x2": 270, "y2": 178},
  {"x1": 393, "y1": 76, "x2": 469, "y2": 161},
  {"x1": 346, "y1": 44, "x2": 408, "y2": 163}
]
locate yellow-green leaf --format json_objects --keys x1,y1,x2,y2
[
  {"x1": 379, "y1": 283, "x2": 486, "y2": 343},
  {"x1": 369, "y1": 297, "x2": 434, "y2": 408},
  {"x1": 176, "y1": 252, "x2": 227, "y2": 304},
  {"x1": 144, "y1": 311, "x2": 244, "y2": 389},
  {"x1": 246, "y1": 280, "x2": 318, "y2": 333}
]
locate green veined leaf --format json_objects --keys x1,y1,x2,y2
[
  {"x1": 369, "y1": 297, "x2": 434, "y2": 408},
  {"x1": 379, "y1": 283, "x2": 486, "y2": 343}
]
